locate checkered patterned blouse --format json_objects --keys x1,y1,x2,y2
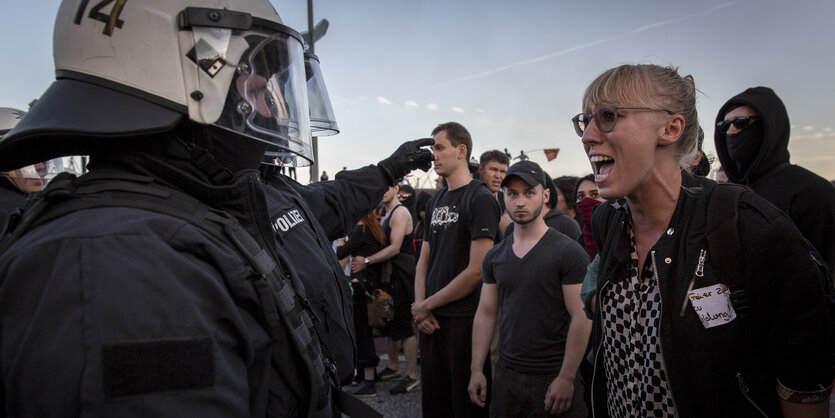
[{"x1": 601, "y1": 216, "x2": 677, "y2": 417}]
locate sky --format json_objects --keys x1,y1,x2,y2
[{"x1": 3, "y1": 0, "x2": 834, "y2": 186}]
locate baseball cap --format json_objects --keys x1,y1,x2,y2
[{"x1": 501, "y1": 160, "x2": 546, "y2": 188}]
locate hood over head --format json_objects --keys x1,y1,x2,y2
[{"x1": 714, "y1": 86, "x2": 790, "y2": 185}]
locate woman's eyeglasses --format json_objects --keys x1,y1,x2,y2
[
  {"x1": 716, "y1": 116, "x2": 759, "y2": 134},
  {"x1": 572, "y1": 105, "x2": 674, "y2": 137}
]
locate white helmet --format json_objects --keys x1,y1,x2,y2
[
  {"x1": 0, "y1": 107, "x2": 25, "y2": 137},
  {"x1": 0, "y1": 0, "x2": 312, "y2": 171}
]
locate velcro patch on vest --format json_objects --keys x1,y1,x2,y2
[{"x1": 102, "y1": 338, "x2": 214, "y2": 398}]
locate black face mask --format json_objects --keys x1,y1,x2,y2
[
  {"x1": 725, "y1": 121, "x2": 763, "y2": 177},
  {"x1": 205, "y1": 125, "x2": 269, "y2": 174},
  {"x1": 399, "y1": 193, "x2": 415, "y2": 212}
]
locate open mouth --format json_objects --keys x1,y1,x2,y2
[{"x1": 590, "y1": 155, "x2": 614, "y2": 182}]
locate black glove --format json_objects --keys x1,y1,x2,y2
[{"x1": 378, "y1": 138, "x2": 434, "y2": 185}]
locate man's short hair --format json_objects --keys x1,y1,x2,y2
[
  {"x1": 479, "y1": 150, "x2": 510, "y2": 168},
  {"x1": 432, "y1": 122, "x2": 472, "y2": 161}
]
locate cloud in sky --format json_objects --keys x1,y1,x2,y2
[
  {"x1": 451, "y1": 106, "x2": 466, "y2": 113},
  {"x1": 802, "y1": 125, "x2": 814, "y2": 131},
  {"x1": 802, "y1": 155, "x2": 835, "y2": 162},
  {"x1": 439, "y1": 1, "x2": 738, "y2": 86},
  {"x1": 791, "y1": 131, "x2": 835, "y2": 141},
  {"x1": 405, "y1": 100, "x2": 419, "y2": 108},
  {"x1": 377, "y1": 97, "x2": 392, "y2": 105},
  {"x1": 426, "y1": 103, "x2": 439, "y2": 111},
  {"x1": 476, "y1": 108, "x2": 486, "y2": 113}
]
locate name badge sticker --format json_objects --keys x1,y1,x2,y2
[{"x1": 688, "y1": 283, "x2": 737, "y2": 329}]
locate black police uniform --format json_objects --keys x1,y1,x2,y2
[
  {"x1": 262, "y1": 165, "x2": 390, "y2": 385},
  {"x1": 0, "y1": 152, "x2": 332, "y2": 417},
  {"x1": 0, "y1": 176, "x2": 26, "y2": 230}
]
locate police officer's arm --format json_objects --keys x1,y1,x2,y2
[
  {"x1": 295, "y1": 139, "x2": 433, "y2": 241},
  {"x1": 414, "y1": 241, "x2": 440, "y2": 334},
  {"x1": 287, "y1": 165, "x2": 390, "y2": 240},
  {"x1": 412, "y1": 237, "x2": 494, "y2": 322},
  {"x1": 353, "y1": 206, "x2": 411, "y2": 272},
  {"x1": 468, "y1": 280, "x2": 498, "y2": 408}
]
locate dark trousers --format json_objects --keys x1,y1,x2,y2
[
  {"x1": 420, "y1": 315, "x2": 490, "y2": 418},
  {"x1": 351, "y1": 281, "x2": 379, "y2": 370},
  {"x1": 490, "y1": 360, "x2": 586, "y2": 418}
]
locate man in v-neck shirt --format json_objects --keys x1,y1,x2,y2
[{"x1": 469, "y1": 161, "x2": 591, "y2": 417}]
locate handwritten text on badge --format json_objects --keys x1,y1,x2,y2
[{"x1": 688, "y1": 283, "x2": 737, "y2": 329}]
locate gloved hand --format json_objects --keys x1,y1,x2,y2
[{"x1": 378, "y1": 138, "x2": 434, "y2": 185}]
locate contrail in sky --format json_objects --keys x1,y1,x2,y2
[{"x1": 438, "y1": 2, "x2": 738, "y2": 86}]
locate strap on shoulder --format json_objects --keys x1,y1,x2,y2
[{"x1": 705, "y1": 183, "x2": 748, "y2": 317}]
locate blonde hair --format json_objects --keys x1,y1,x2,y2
[{"x1": 582, "y1": 64, "x2": 699, "y2": 166}]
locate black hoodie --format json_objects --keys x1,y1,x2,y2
[{"x1": 715, "y1": 86, "x2": 835, "y2": 273}]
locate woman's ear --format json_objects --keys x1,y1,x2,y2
[{"x1": 659, "y1": 114, "x2": 685, "y2": 146}]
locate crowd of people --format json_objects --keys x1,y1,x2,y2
[
  {"x1": 0, "y1": 1, "x2": 833, "y2": 417},
  {"x1": 325, "y1": 72, "x2": 835, "y2": 417}
]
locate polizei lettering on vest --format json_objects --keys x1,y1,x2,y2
[{"x1": 273, "y1": 209, "x2": 306, "y2": 232}]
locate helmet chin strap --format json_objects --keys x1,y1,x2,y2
[
  {"x1": 175, "y1": 124, "x2": 269, "y2": 185},
  {"x1": 175, "y1": 127, "x2": 234, "y2": 185}
]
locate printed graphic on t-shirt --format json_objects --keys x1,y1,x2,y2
[
  {"x1": 430, "y1": 205, "x2": 459, "y2": 228},
  {"x1": 272, "y1": 209, "x2": 306, "y2": 233}
]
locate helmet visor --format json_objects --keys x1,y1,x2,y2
[
  {"x1": 43, "y1": 157, "x2": 84, "y2": 181},
  {"x1": 211, "y1": 26, "x2": 312, "y2": 164},
  {"x1": 11, "y1": 164, "x2": 44, "y2": 180},
  {"x1": 305, "y1": 53, "x2": 339, "y2": 136}
]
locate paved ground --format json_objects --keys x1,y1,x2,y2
[
  {"x1": 343, "y1": 339, "x2": 835, "y2": 417},
  {"x1": 342, "y1": 352, "x2": 421, "y2": 418}
]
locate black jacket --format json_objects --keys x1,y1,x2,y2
[
  {"x1": 714, "y1": 86, "x2": 835, "y2": 273},
  {"x1": 590, "y1": 172, "x2": 832, "y2": 417},
  {"x1": 0, "y1": 152, "x2": 329, "y2": 417}
]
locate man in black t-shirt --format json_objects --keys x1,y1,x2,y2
[
  {"x1": 413, "y1": 122, "x2": 500, "y2": 418},
  {"x1": 503, "y1": 173, "x2": 581, "y2": 241},
  {"x1": 469, "y1": 161, "x2": 590, "y2": 417}
]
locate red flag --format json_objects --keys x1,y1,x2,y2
[{"x1": 544, "y1": 148, "x2": 560, "y2": 162}]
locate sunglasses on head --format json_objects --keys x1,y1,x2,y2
[
  {"x1": 572, "y1": 105, "x2": 674, "y2": 137},
  {"x1": 716, "y1": 116, "x2": 759, "y2": 134}
]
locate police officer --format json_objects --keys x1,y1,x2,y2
[
  {"x1": 0, "y1": 1, "x2": 430, "y2": 417},
  {"x1": 0, "y1": 108, "x2": 36, "y2": 227},
  {"x1": 260, "y1": 141, "x2": 433, "y2": 390}
]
